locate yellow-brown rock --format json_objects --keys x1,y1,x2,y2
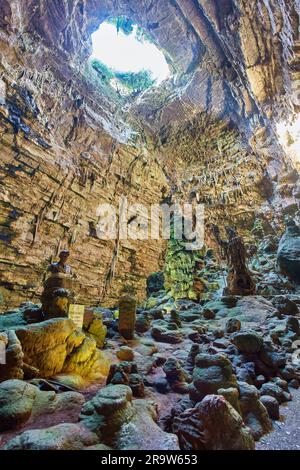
[
  {"x1": 83, "y1": 311, "x2": 107, "y2": 348},
  {"x1": 86, "y1": 318, "x2": 107, "y2": 349},
  {"x1": 41, "y1": 273, "x2": 75, "y2": 319},
  {"x1": 14, "y1": 318, "x2": 109, "y2": 382},
  {"x1": 118, "y1": 294, "x2": 137, "y2": 340}
]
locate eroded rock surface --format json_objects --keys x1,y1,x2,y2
[
  {"x1": 14, "y1": 318, "x2": 109, "y2": 382},
  {"x1": 277, "y1": 221, "x2": 300, "y2": 282},
  {"x1": 79, "y1": 384, "x2": 178, "y2": 450},
  {"x1": 0, "y1": 379, "x2": 85, "y2": 432},
  {"x1": 3, "y1": 423, "x2": 98, "y2": 450},
  {"x1": 172, "y1": 394, "x2": 255, "y2": 450},
  {"x1": 190, "y1": 353, "x2": 238, "y2": 402}
]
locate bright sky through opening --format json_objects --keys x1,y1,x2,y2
[
  {"x1": 277, "y1": 115, "x2": 300, "y2": 163},
  {"x1": 91, "y1": 22, "x2": 170, "y2": 83}
]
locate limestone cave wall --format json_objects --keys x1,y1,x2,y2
[
  {"x1": 0, "y1": 9, "x2": 167, "y2": 308},
  {"x1": 0, "y1": 0, "x2": 300, "y2": 308}
]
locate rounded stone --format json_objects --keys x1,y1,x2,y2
[
  {"x1": 226, "y1": 318, "x2": 241, "y2": 334},
  {"x1": 172, "y1": 395, "x2": 255, "y2": 450},
  {"x1": 116, "y1": 346, "x2": 134, "y2": 362},
  {"x1": 259, "y1": 382, "x2": 291, "y2": 403},
  {"x1": 231, "y1": 330, "x2": 263, "y2": 353},
  {"x1": 191, "y1": 353, "x2": 237, "y2": 401},
  {"x1": 135, "y1": 313, "x2": 152, "y2": 334},
  {"x1": 0, "y1": 380, "x2": 37, "y2": 431},
  {"x1": 272, "y1": 296, "x2": 299, "y2": 316},
  {"x1": 4, "y1": 423, "x2": 99, "y2": 450},
  {"x1": 289, "y1": 378, "x2": 299, "y2": 389},
  {"x1": 255, "y1": 375, "x2": 266, "y2": 388},
  {"x1": 202, "y1": 309, "x2": 216, "y2": 320},
  {"x1": 260, "y1": 395, "x2": 280, "y2": 420},
  {"x1": 85, "y1": 384, "x2": 133, "y2": 416}
]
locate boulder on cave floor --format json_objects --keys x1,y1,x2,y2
[
  {"x1": 106, "y1": 361, "x2": 145, "y2": 397},
  {"x1": 116, "y1": 346, "x2": 134, "y2": 361},
  {"x1": 151, "y1": 324, "x2": 183, "y2": 344},
  {"x1": 271, "y1": 296, "x2": 299, "y2": 316},
  {"x1": 172, "y1": 394, "x2": 255, "y2": 450},
  {"x1": 79, "y1": 384, "x2": 134, "y2": 445},
  {"x1": 226, "y1": 318, "x2": 241, "y2": 333},
  {"x1": 269, "y1": 316, "x2": 300, "y2": 347},
  {"x1": 13, "y1": 318, "x2": 110, "y2": 385},
  {"x1": 238, "y1": 381, "x2": 272, "y2": 440},
  {"x1": 117, "y1": 399, "x2": 179, "y2": 450},
  {"x1": 259, "y1": 344, "x2": 287, "y2": 369},
  {"x1": 163, "y1": 357, "x2": 192, "y2": 394},
  {"x1": 259, "y1": 382, "x2": 292, "y2": 403},
  {"x1": 3, "y1": 423, "x2": 99, "y2": 450},
  {"x1": 0, "y1": 379, "x2": 85, "y2": 432},
  {"x1": 214, "y1": 296, "x2": 277, "y2": 326},
  {"x1": 79, "y1": 384, "x2": 179, "y2": 450},
  {"x1": 190, "y1": 353, "x2": 237, "y2": 402},
  {"x1": 0, "y1": 380, "x2": 37, "y2": 431},
  {"x1": 260, "y1": 395, "x2": 280, "y2": 421},
  {"x1": 135, "y1": 312, "x2": 152, "y2": 333},
  {"x1": 277, "y1": 221, "x2": 300, "y2": 282},
  {"x1": 231, "y1": 330, "x2": 264, "y2": 354}
]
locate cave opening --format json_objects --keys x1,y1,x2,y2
[{"x1": 90, "y1": 17, "x2": 170, "y2": 97}]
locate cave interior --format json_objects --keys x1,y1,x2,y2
[{"x1": 1, "y1": 0, "x2": 300, "y2": 452}]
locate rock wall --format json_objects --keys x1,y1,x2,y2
[
  {"x1": 0, "y1": 1, "x2": 299, "y2": 308},
  {"x1": 0, "y1": 14, "x2": 167, "y2": 308},
  {"x1": 155, "y1": 113, "x2": 280, "y2": 242}
]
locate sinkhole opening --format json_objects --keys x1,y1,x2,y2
[{"x1": 90, "y1": 17, "x2": 171, "y2": 97}]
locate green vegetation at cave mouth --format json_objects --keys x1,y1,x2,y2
[{"x1": 90, "y1": 58, "x2": 155, "y2": 97}]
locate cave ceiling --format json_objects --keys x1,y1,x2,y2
[{"x1": 3, "y1": 0, "x2": 300, "y2": 144}]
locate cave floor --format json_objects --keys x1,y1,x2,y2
[
  {"x1": 257, "y1": 388, "x2": 300, "y2": 450},
  {"x1": 2, "y1": 329, "x2": 300, "y2": 451},
  {"x1": 1, "y1": 289, "x2": 300, "y2": 450}
]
